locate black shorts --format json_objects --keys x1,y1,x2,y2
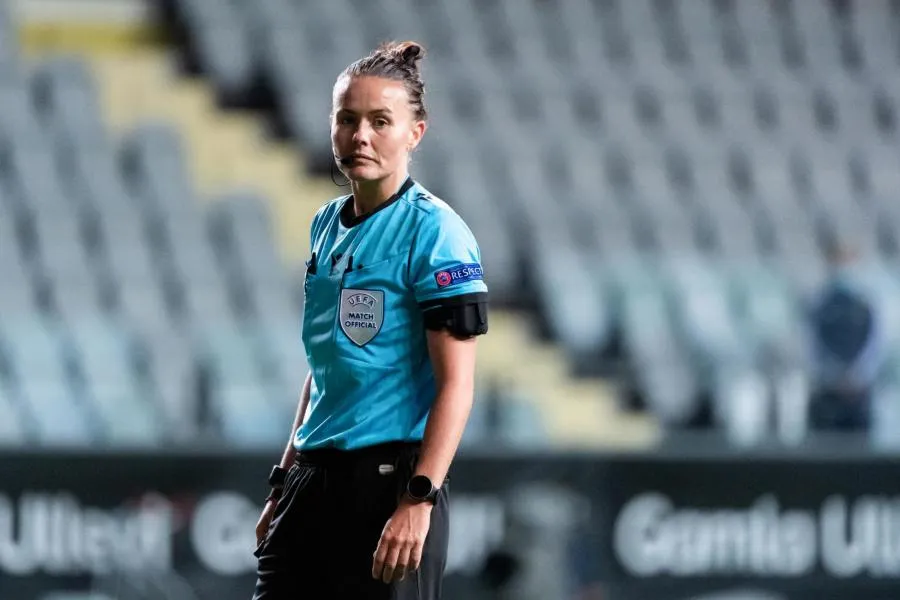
[{"x1": 251, "y1": 441, "x2": 449, "y2": 600}]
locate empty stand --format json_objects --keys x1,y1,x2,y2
[
  {"x1": 157, "y1": 0, "x2": 900, "y2": 441},
  {"x1": 0, "y1": 316, "x2": 98, "y2": 445},
  {"x1": 0, "y1": 39, "x2": 320, "y2": 447},
  {"x1": 68, "y1": 315, "x2": 166, "y2": 445},
  {"x1": 6, "y1": 0, "x2": 900, "y2": 449},
  {"x1": 196, "y1": 319, "x2": 293, "y2": 448}
]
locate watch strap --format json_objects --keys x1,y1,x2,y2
[{"x1": 268, "y1": 465, "x2": 288, "y2": 489}]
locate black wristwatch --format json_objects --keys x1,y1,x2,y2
[
  {"x1": 268, "y1": 465, "x2": 288, "y2": 489},
  {"x1": 406, "y1": 475, "x2": 438, "y2": 503}
]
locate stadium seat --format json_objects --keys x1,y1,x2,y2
[
  {"x1": 32, "y1": 215, "x2": 102, "y2": 319},
  {"x1": 253, "y1": 29, "x2": 300, "y2": 115},
  {"x1": 178, "y1": 0, "x2": 232, "y2": 28},
  {"x1": 532, "y1": 232, "x2": 613, "y2": 376},
  {"x1": 0, "y1": 203, "x2": 35, "y2": 315},
  {"x1": 5, "y1": 145, "x2": 74, "y2": 229},
  {"x1": 1, "y1": 316, "x2": 98, "y2": 444},
  {"x1": 196, "y1": 320, "x2": 292, "y2": 446},
  {"x1": 245, "y1": 0, "x2": 302, "y2": 34},
  {"x1": 68, "y1": 316, "x2": 165, "y2": 445},
  {"x1": 216, "y1": 384, "x2": 287, "y2": 449},
  {"x1": 615, "y1": 265, "x2": 702, "y2": 426},
  {"x1": 728, "y1": 262, "x2": 804, "y2": 360},
  {"x1": 142, "y1": 327, "x2": 199, "y2": 438},
  {"x1": 121, "y1": 121, "x2": 197, "y2": 218},
  {"x1": 712, "y1": 367, "x2": 771, "y2": 445},
  {"x1": 460, "y1": 385, "x2": 548, "y2": 449},
  {"x1": 493, "y1": 395, "x2": 549, "y2": 448},
  {"x1": 100, "y1": 212, "x2": 169, "y2": 325},
  {"x1": 0, "y1": 1, "x2": 14, "y2": 54},
  {"x1": 19, "y1": 382, "x2": 96, "y2": 445},
  {"x1": 0, "y1": 79, "x2": 44, "y2": 148},
  {"x1": 207, "y1": 190, "x2": 297, "y2": 322},
  {"x1": 856, "y1": 261, "x2": 900, "y2": 350},
  {"x1": 199, "y1": 321, "x2": 268, "y2": 387},
  {"x1": 211, "y1": 191, "x2": 285, "y2": 285},
  {"x1": 851, "y1": 0, "x2": 900, "y2": 76},
  {"x1": 192, "y1": 23, "x2": 257, "y2": 105},
  {"x1": 423, "y1": 152, "x2": 518, "y2": 305},
  {"x1": 0, "y1": 54, "x2": 19, "y2": 88},
  {"x1": 0, "y1": 383, "x2": 27, "y2": 444},
  {"x1": 872, "y1": 383, "x2": 900, "y2": 449},
  {"x1": 698, "y1": 196, "x2": 762, "y2": 258},
  {"x1": 67, "y1": 146, "x2": 135, "y2": 214},
  {"x1": 250, "y1": 318, "x2": 309, "y2": 407},
  {"x1": 665, "y1": 259, "x2": 751, "y2": 370},
  {"x1": 32, "y1": 56, "x2": 108, "y2": 152},
  {"x1": 169, "y1": 216, "x2": 234, "y2": 317},
  {"x1": 2, "y1": 316, "x2": 72, "y2": 385},
  {"x1": 282, "y1": 90, "x2": 334, "y2": 165}
]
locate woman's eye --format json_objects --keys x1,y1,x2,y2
[
  {"x1": 338, "y1": 116, "x2": 355, "y2": 125},
  {"x1": 373, "y1": 118, "x2": 389, "y2": 128}
]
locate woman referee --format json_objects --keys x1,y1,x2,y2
[{"x1": 251, "y1": 41, "x2": 488, "y2": 600}]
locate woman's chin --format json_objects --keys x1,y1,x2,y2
[{"x1": 344, "y1": 165, "x2": 382, "y2": 182}]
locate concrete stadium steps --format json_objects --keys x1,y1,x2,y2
[
  {"x1": 91, "y1": 50, "x2": 331, "y2": 263},
  {"x1": 480, "y1": 312, "x2": 659, "y2": 449}
]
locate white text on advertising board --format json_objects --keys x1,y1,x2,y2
[
  {"x1": 0, "y1": 493, "x2": 172, "y2": 575},
  {"x1": 614, "y1": 493, "x2": 900, "y2": 578}
]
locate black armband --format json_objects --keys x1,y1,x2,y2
[{"x1": 420, "y1": 292, "x2": 489, "y2": 339}]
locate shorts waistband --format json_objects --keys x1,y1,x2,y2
[{"x1": 294, "y1": 440, "x2": 421, "y2": 470}]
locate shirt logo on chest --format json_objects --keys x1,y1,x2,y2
[{"x1": 339, "y1": 289, "x2": 384, "y2": 346}]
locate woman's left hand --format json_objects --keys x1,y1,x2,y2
[{"x1": 372, "y1": 497, "x2": 433, "y2": 583}]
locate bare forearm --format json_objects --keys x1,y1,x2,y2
[
  {"x1": 414, "y1": 384, "x2": 474, "y2": 485},
  {"x1": 278, "y1": 372, "x2": 311, "y2": 469}
]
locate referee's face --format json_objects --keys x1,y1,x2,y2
[{"x1": 331, "y1": 75, "x2": 425, "y2": 182}]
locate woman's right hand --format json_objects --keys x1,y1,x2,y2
[{"x1": 256, "y1": 499, "x2": 278, "y2": 548}]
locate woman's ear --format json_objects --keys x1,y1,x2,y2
[{"x1": 408, "y1": 120, "x2": 427, "y2": 152}]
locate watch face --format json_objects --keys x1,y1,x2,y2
[{"x1": 408, "y1": 475, "x2": 433, "y2": 499}]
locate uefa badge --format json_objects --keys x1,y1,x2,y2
[
  {"x1": 339, "y1": 289, "x2": 384, "y2": 346},
  {"x1": 435, "y1": 271, "x2": 452, "y2": 287}
]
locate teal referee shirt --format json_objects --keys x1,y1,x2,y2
[{"x1": 295, "y1": 178, "x2": 488, "y2": 451}]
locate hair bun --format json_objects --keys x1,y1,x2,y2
[
  {"x1": 349, "y1": 41, "x2": 428, "y2": 120},
  {"x1": 385, "y1": 40, "x2": 426, "y2": 69}
]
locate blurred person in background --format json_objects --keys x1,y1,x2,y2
[
  {"x1": 251, "y1": 40, "x2": 489, "y2": 600},
  {"x1": 806, "y1": 238, "x2": 886, "y2": 433}
]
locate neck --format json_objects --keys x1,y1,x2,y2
[{"x1": 350, "y1": 169, "x2": 409, "y2": 217}]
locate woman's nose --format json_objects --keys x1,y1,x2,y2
[{"x1": 352, "y1": 122, "x2": 372, "y2": 145}]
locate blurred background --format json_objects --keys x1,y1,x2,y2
[{"x1": 2, "y1": 0, "x2": 900, "y2": 598}]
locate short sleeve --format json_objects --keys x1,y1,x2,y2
[
  {"x1": 308, "y1": 203, "x2": 329, "y2": 254},
  {"x1": 411, "y1": 211, "x2": 488, "y2": 303}
]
